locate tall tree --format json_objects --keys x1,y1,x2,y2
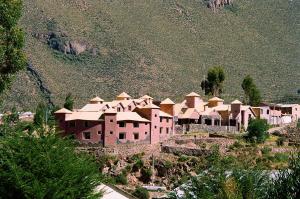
[
  {"x1": 64, "y1": 92, "x2": 74, "y2": 110},
  {"x1": 242, "y1": 75, "x2": 261, "y2": 106},
  {"x1": 201, "y1": 66, "x2": 225, "y2": 96},
  {"x1": 0, "y1": 0, "x2": 26, "y2": 94}
]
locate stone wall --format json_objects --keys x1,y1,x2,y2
[
  {"x1": 174, "y1": 137, "x2": 235, "y2": 148},
  {"x1": 161, "y1": 145, "x2": 211, "y2": 156},
  {"x1": 76, "y1": 143, "x2": 161, "y2": 158},
  {"x1": 175, "y1": 124, "x2": 238, "y2": 134}
]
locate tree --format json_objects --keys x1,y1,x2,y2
[
  {"x1": 242, "y1": 75, "x2": 261, "y2": 106},
  {"x1": 0, "y1": 130, "x2": 102, "y2": 199},
  {"x1": 201, "y1": 66, "x2": 225, "y2": 96},
  {"x1": 0, "y1": 0, "x2": 26, "y2": 94},
  {"x1": 246, "y1": 119, "x2": 269, "y2": 143},
  {"x1": 64, "y1": 92, "x2": 74, "y2": 110},
  {"x1": 33, "y1": 102, "x2": 47, "y2": 127}
]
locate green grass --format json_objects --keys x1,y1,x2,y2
[{"x1": 2, "y1": 0, "x2": 299, "y2": 110}]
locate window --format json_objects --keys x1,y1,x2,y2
[
  {"x1": 84, "y1": 121, "x2": 89, "y2": 127},
  {"x1": 167, "y1": 118, "x2": 169, "y2": 123},
  {"x1": 134, "y1": 133, "x2": 139, "y2": 140},
  {"x1": 267, "y1": 110, "x2": 270, "y2": 114},
  {"x1": 166, "y1": 128, "x2": 169, "y2": 134},
  {"x1": 145, "y1": 132, "x2": 148, "y2": 135},
  {"x1": 110, "y1": 119, "x2": 113, "y2": 122},
  {"x1": 110, "y1": 131, "x2": 113, "y2": 135},
  {"x1": 128, "y1": 105, "x2": 132, "y2": 111},
  {"x1": 69, "y1": 121, "x2": 76, "y2": 127},
  {"x1": 160, "y1": 127, "x2": 163, "y2": 134},
  {"x1": 134, "y1": 122, "x2": 139, "y2": 128},
  {"x1": 160, "y1": 117, "x2": 163, "y2": 122},
  {"x1": 119, "y1": 132, "x2": 126, "y2": 139},
  {"x1": 119, "y1": 122, "x2": 126, "y2": 127},
  {"x1": 117, "y1": 107, "x2": 121, "y2": 112},
  {"x1": 83, "y1": 132, "x2": 91, "y2": 140},
  {"x1": 98, "y1": 131, "x2": 102, "y2": 135},
  {"x1": 154, "y1": 126, "x2": 157, "y2": 129},
  {"x1": 155, "y1": 114, "x2": 157, "y2": 117}
]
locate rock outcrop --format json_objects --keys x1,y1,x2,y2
[{"x1": 206, "y1": 0, "x2": 233, "y2": 12}]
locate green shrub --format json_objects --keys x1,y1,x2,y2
[
  {"x1": 164, "y1": 160, "x2": 173, "y2": 169},
  {"x1": 276, "y1": 137, "x2": 286, "y2": 146},
  {"x1": 178, "y1": 155, "x2": 189, "y2": 162},
  {"x1": 140, "y1": 167, "x2": 152, "y2": 183},
  {"x1": 133, "y1": 186, "x2": 149, "y2": 199},
  {"x1": 246, "y1": 119, "x2": 269, "y2": 143},
  {"x1": 115, "y1": 173, "x2": 128, "y2": 185},
  {"x1": 274, "y1": 153, "x2": 289, "y2": 163},
  {"x1": 261, "y1": 146, "x2": 272, "y2": 155},
  {"x1": 132, "y1": 159, "x2": 144, "y2": 172}
]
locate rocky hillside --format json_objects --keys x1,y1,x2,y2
[{"x1": 1, "y1": 0, "x2": 299, "y2": 110}]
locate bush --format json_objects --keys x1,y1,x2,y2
[
  {"x1": 276, "y1": 137, "x2": 286, "y2": 146},
  {"x1": 274, "y1": 153, "x2": 289, "y2": 163},
  {"x1": 246, "y1": 119, "x2": 269, "y2": 143},
  {"x1": 132, "y1": 159, "x2": 144, "y2": 172},
  {"x1": 178, "y1": 155, "x2": 189, "y2": 162},
  {"x1": 115, "y1": 173, "x2": 128, "y2": 185},
  {"x1": 0, "y1": 131, "x2": 102, "y2": 198},
  {"x1": 140, "y1": 167, "x2": 152, "y2": 183},
  {"x1": 261, "y1": 146, "x2": 272, "y2": 155},
  {"x1": 132, "y1": 186, "x2": 149, "y2": 199}
]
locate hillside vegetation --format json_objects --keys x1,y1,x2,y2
[{"x1": 1, "y1": 0, "x2": 299, "y2": 110}]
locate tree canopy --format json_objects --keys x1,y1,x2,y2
[
  {"x1": 0, "y1": 0, "x2": 26, "y2": 94},
  {"x1": 242, "y1": 75, "x2": 262, "y2": 106},
  {"x1": 201, "y1": 66, "x2": 225, "y2": 97},
  {"x1": 64, "y1": 92, "x2": 74, "y2": 110},
  {"x1": 246, "y1": 119, "x2": 269, "y2": 143},
  {"x1": 0, "y1": 127, "x2": 102, "y2": 198}
]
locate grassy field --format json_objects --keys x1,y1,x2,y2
[{"x1": 1, "y1": 0, "x2": 299, "y2": 111}]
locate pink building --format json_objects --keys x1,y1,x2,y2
[{"x1": 55, "y1": 92, "x2": 174, "y2": 146}]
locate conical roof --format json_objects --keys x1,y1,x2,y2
[
  {"x1": 55, "y1": 108, "x2": 72, "y2": 114},
  {"x1": 117, "y1": 92, "x2": 131, "y2": 98},
  {"x1": 160, "y1": 98, "x2": 175, "y2": 105},
  {"x1": 231, "y1": 100, "x2": 243, "y2": 105},
  {"x1": 208, "y1": 97, "x2": 224, "y2": 102},
  {"x1": 141, "y1": 95, "x2": 153, "y2": 99},
  {"x1": 186, "y1": 92, "x2": 200, "y2": 97},
  {"x1": 90, "y1": 96, "x2": 104, "y2": 102}
]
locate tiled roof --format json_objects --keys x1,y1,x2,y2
[
  {"x1": 142, "y1": 104, "x2": 160, "y2": 109},
  {"x1": 208, "y1": 97, "x2": 224, "y2": 102},
  {"x1": 116, "y1": 112, "x2": 150, "y2": 122},
  {"x1": 160, "y1": 98, "x2": 175, "y2": 105},
  {"x1": 179, "y1": 108, "x2": 200, "y2": 119},
  {"x1": 65, "y1": 111, "x2": 103, "y2": 121},
  {"x1": 80, "y1": 104, "x2": 106, "y2": 112},
  {"x1": 186, "y1": 92, "x2": 200, "y2": 97},
  {"x1": 231, "y1": 100, "x2": 242, "y2": 105},
  {"x1": 55, "y1": 108, "x2": 72, "y2": 114},
  {"x1": 141, "y1": 95, "x2": 153, "y2": 99},
  {"x1": 90, "y1": 96, "x2": 104, "y2": 102},
  {"x1": 117, "y1": 92, "x2": 131, "y2": 98},
  {"x1": 159, "y1": 110, "x2": 172, "y2": 118}
]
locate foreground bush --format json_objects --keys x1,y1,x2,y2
[
  {"x1": 0, "y1": 131, "x2": 102, "y2": 199},
  {"x1": 246, "y1": 119, "x2": 269, "y2": 143},
  {"x1": 132, "y1": 186, "x2": 149, "y2": 199}
]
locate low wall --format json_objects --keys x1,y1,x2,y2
[
  {"x1": 174, "y1": 137, "x2": 235, "y2": 148},
  {"x1": 161, "y1": 145, "x2": 211, "y2": 156},
  {"x1": 175, "y1": 124, "x2": 238, "y2": 134},
  {"x1": 76, "y1": 143, "x2": 160, "y2": 158}
]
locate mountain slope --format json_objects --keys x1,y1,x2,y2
[{"x1": 2, "y1": 0, "x2": 299, "y2": 110}]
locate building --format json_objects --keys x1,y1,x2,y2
[
  {"x1": 174, "y1": 92, "x2": 256, "y2": 131},
  {"x1": 55, "y1": 92, "x2": 175, "y2": 146}
]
